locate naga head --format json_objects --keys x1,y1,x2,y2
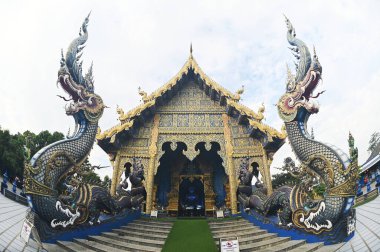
[
  {"x1": 277, "y1": 17, "x2": 323, "y2": 122},
  {"x1": 293, "y1": 201, "x2": 333, "y2": 234},
  {"x1": 58, "y1": 13, "x2": 104, "y2": 122}
]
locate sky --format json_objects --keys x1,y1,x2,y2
[{"x1": 0, "y1": 0, "x2": 379, "y2": 179}]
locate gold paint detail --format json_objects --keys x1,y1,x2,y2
[
  {"x1": 329, "y1": 161, "x2": 359, "y2": 197},
  {"x1": 146, "y1": 114, "x2": 160, "y2": 213},
  {"x1": 261, "y1": 150, "x2": 274, "y2": 195},
  {"x1": 45, "y1": 151, "x2": 77, "y2": 186},
  {"x1": 249, "y1": 120, "x2": 287, "y2": 140},
  {"x1": 227, "y1": 99, "x2": 264, "y2": 121},
  {"x1": 24, "y1": 176, "x2": 57, "y2": 197},
  {"x1": 110, "y1": 154, "x2": 121, "y2": 196},
  {"x1": 222, "y1": 114, "x2": 238, "y2": 214},
  {"x1": 97, "y1": 54, "x2": 284, "y2": 142}
]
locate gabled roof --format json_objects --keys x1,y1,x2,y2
[
  {"x1": 361, "y1": 142, "x2": 380, "y2": 173},
  {"x1": 96, "y1": 51, "x2": 286, "y2": 149}
]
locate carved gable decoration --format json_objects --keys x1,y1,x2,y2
[{"x1": 97, "y1": 52, "x2": 286, "y2": 156}]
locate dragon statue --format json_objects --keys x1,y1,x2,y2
[
  {"x1": 23, "y1": 14, "x2": 145, "y2": 239},
  {"x1": 237, "y1": 157, "x2": 293, "y2": 225},
  {"x1": 239, "y1": 17, "x2": 358, "y2": 242},
  {"x1": 115, "y1": 157, "x2": 146, "y2": 210}
]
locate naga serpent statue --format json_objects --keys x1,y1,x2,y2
[
  {"x1": 24, "y1": 15, "x2": 145, "y2": 238},
  {"x1": 239, "y1": 17, "x2": 359, "y2": 241}
]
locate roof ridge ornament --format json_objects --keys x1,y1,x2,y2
[
  {"x1": 138, "y1": 86, "x2": 148, "y2": 103},
  {"x1": 190, "y1": 43, "x2": 193, "y2": 59}
]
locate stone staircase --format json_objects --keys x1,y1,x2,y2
[
  {"x1": 56, "y1": 219, "x2": 173, "y2": 252},
  {"x1": 209, "y1": 218, "x2": 343, "y2": 252}
]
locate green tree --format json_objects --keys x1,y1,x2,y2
[
  {"x1": 76, "y1": 158, "x2": 102, "y2": 186},
  {"x1": 0, "y1": 127, "x2": 65, "y2": 180},
  {"x1": 0, "y1": 129, "x2": 26, "y2": 178},
  {"x1": 272, "y1": 172, "x2": 299, "y2": 189},
  {"x1": 272, "y1": 157, "x2": 300, "y2": 189},
  {"x1": 28, "y1": 130, "x2": 64, "y2": 158},
  {"x1": 101, "y1": 175, "x2": 111, "y2": 189}
]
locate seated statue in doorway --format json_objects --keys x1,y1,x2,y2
[{"x1": 237, "y1": 157, "x2": 292, "y2": 226}]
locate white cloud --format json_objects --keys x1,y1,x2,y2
[{"x1": 0, "y1": 0, "x2": 379, "y2": 179}]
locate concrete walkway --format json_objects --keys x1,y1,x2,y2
[
  {"x1": 338, "y1": 194, "x2": 380, "y2": 252},
  {"x1": 0, "y1": 194, "x2": 43, "y2": 252}
]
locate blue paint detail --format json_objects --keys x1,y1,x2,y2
[
  {"x1": 44, "y1": 210, "x2": 141, "y2": 243},
  {"x1": 240, "y1": 206, "x2": 354, "y2": 245},
  {"x1": 156, "y1": 163, "x2": 171, "y2": 207},
  {"x1": 26, "y1": 195, "x2": 34, "y2": 209},
  {"x1": 343, "y1": 197, "x2": 354, "y2": 214},
  {"x1": 213, "y1": 164, "x2": 226, "y2": 208}
]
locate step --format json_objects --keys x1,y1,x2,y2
[
  {"x1": 135, "y1": 219, "x2": 174, "y2": 226},
  {"x1": 240, "y1": 237, "x2": 291, "y2": 251},
  {"x1": 217, "y1": 233, "x2": 277, "y2": 246},
  {"x1": 128, "y1": 222, "x2": 173, "y2": 230},
  {"x1": 88, "y1": 235, "x2": 161, "y2": 252},
  {"x1": 120, "y1": 225, "x2": 171, "y2": 235},
  {"x1": 101, "y1": 232, "x2": 164, "y2": 248},
  {"x1": 259, "y1": 239, "x2": 306, "y2": 252},
  {"x1": 208, "y1": 218, "x2": 246, "y2": 223},
  {"x1": 209, "y1": 222, "x2": 253, "y2": 230},
  {"x1": 213, "y1": 228, "x2": 267, "y2": 240},
  {"x1": 208, "y1": 219, "x2": 245, "y2": 225},
  {"x1": 74, "y1": 239, "x2": 126, "y2": 252},
  {"x1": 238, "y1": 233, "x2": 278, "y2": 245},
  {"x1": 288, "y1": 242, "x2": 324, "y2": 252},
  {"x1": 112, "y1": 228, "x2": 168, "y2": 240},
  {"x1": 57, "y1": 240, "x2": 96, "y2": 252},
  {"x1": 314, "y1": 243, "x2": 344, "y2": 252},
  {"x1": 211, "y1": 225, "x2": 257, "y2": 234}
]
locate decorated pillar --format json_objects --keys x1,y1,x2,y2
[
  {"x1": 145, "y1": 114, "x2": 160, "y2": 213},
  {"x1": 222, "y1": 114, "x2": 238, "y2": 214},
  {"x1": 261, "y1": 150, "x2": 273, "y2": 195},
  {"x1": 110, "y1": 154, "x2": 121, "y2": 196}
]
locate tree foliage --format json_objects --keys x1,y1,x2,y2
[
  {"x1": 74, "y1": 158, "x2": 102, "y2": 186},
  {"x1": 101, "y1": 175, "x2": 112, "y2": 189},
  {"x1": 0, "y1": 127, "x2": 64, "y2": 180},
  {"x1": 272, "y1": 172, "x2": 299, "y2": 189},
  {"x1": 272, "y1": 157, "x2": 300, "y2": 189}
]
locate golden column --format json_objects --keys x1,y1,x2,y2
[
  {"x1": 145, "y1": 114, "x2": 160, "y2": 214},
  {"x1": 261, "y1": 150, "x2": 273, "y2": 195},
  {"x1": 110, "y1": 154, "x2": 121, "y2": 196},
  {"x1": 222, "y1": 114, "x2": 238, "y2": 214}
]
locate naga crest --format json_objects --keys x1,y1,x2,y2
[
  {"x1": 277, "y1": 16, "x2": 323, "y2": 122},
  {"x1": 58, "y1": 13, "x2": 104, "y2": 122}
]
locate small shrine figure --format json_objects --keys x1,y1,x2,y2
[
  {"x1": 356, "y1": 181, "x2": 363, "y2": 197},
  {"x1": 12, "y1": 176, "x2": 19, "y2": 193},
  {"x1": 1, "y1": 171, "x2": 9, "y2": 194},
  {"x1": 366, "y1": 180, "x2": 371, "y2": 193},
  {"x1": 376, "y1": 175, "x2": 380, "y2": 188}
]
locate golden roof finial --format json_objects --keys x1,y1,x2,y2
[
  {"x1": 138, "y1": 86, "x2": 148, "y2": 103},
  {"x1": 190, "y1": 43, "x2": 193, "y2": 58}
]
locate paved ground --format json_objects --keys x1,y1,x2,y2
[
  {"x1": 0, "y1": 191, "x2": 379, "y2": 252},
  {"x1": 0, "y1": 194, "x2": 43, "y2": 252},
  {"x1": 338, "y1": 193, "x2": 380, "y2": 252}
]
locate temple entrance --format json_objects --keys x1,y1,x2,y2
[
  {"x1": 178, "y1": 174, "x2": 205, "y2": 216},
  {"x1": 153, "y1": 141, "x2": 228, "y2": 216}
]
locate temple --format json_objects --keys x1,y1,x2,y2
[{"x1": 96, "y1": 48, "x2": 286, "y2": 215}]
